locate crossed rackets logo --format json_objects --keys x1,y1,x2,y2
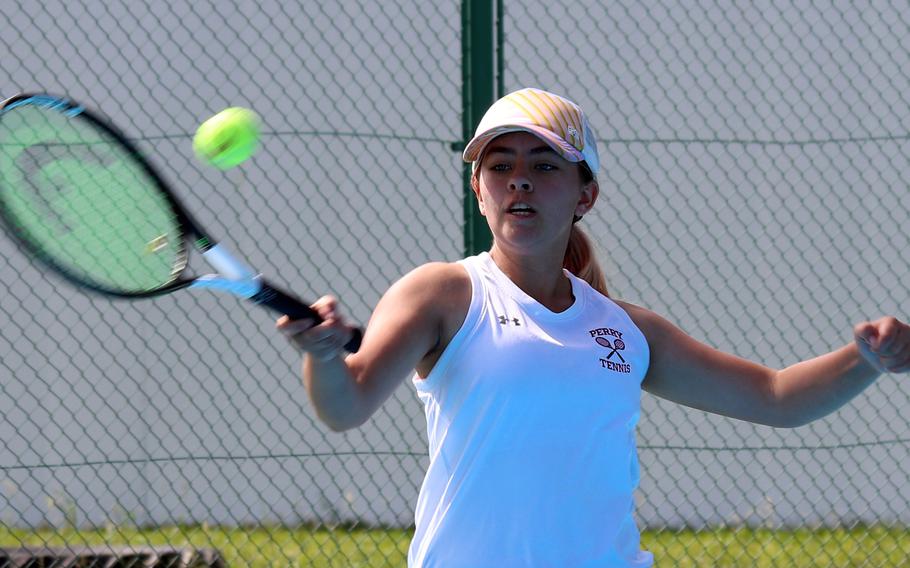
[{"x1": 595, "y1": 336, "x2": 626, "y2": 362}]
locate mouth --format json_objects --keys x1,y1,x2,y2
[{"x1": 506, "y1": 202, "x2": 536, "y2": 217}]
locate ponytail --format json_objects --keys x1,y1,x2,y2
[{"x1": 564, "y1": 225, "x2": 609, "y2": 297}]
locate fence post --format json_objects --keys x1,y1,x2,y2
[{"x1": 461, "y1": 0, "x2": 498, "y2": 255}]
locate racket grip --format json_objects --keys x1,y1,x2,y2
[{"x1": 253, "y1": 280, "x2": 363, "y2": 353}]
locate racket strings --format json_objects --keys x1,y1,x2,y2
[{"x1": 0, "y1": 104, "x2": 187, "y2": 294}]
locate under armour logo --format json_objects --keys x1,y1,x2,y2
[{"x1": 498, "y1": 315, "x2": 521, "y2": 326}]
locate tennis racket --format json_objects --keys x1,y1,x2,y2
[{"x1": 0, "y1": 93, "x2": 361, "y2": 352}]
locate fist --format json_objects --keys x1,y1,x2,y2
[
  {"x1": 276, "y1": 295, "x2": 352, "y2": 361},
  {"x1": 854, "y1": 316, "x2": 910, "y2": 374}
]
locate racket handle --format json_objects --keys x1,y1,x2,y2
[{"x1": 252, "y1": 280, "x2": 363, "y2": 353}]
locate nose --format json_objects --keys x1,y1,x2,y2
[{"x1": 508, "y1": 176, "x2": 532, "y2": 192}]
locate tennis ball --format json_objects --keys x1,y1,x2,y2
[{"x1": 193, "y1": 107, "x2": 259, "y2": 169}]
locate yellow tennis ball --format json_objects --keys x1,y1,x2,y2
[{"x1": 193, "y1": 107, "x2": 259, "y2": 169}]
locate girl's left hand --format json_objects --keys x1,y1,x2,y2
[{"x1": 854, "y1": 316, "x2": 910, "y2": 374}]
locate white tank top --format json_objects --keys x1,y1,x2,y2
[{"x1": 408, "y1": 252, "x2": 654, "y2": 567}]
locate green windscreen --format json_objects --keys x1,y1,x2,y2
[{"x1": 0, "y1": 103, "x2": 185, "y2": 294}]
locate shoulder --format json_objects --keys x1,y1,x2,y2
[
  {"x1": 393, "y1": 261, "x2": 471, "y2": 300},
  {"x1": 387, "y1": 262, "x2": 472, "y2": 375},
  {"x1": 610, "y1": 299, "x2": 673, "y2": 343},
  {"x1": 610, "y1": 299, "x2": 710, "y2": 361},
  {"x1": 383, "y1": 261, "x2": 472, "y2": 327}
]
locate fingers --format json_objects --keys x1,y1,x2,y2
[
  {"x1": 855, "y1": 316, "x2": 910, "y2": 373},
  {"x1": 882, "y1": 353, "x2": 910, "y2": 374},
  {"x1": 276, "y1": 296, "x2": 349, "y2": 361},
  {"x1": 853, "y1": 321, "x2": 878, "y2": 348},
  {"x1": 875, "y1": 317, "x2": 903, "y2": 356},
  {"x1": 276, "y1": 314, "x2": 316, "y2": 334},
  {"x1": 311, "y1": 295, "x2": 339, "y2": 322}
]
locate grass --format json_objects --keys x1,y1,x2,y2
[
  {"x1": 643, "y1": 526, "x2": 910, "y2": 567},
  {"x1": 0, "y1": 525, "x2": 908, "y2": 566}
]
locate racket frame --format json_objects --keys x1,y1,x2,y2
[{"x1": 0, "y1": 93, "x2": 361, "y2": 351}]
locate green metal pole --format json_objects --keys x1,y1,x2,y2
[
  {"x1": 497, "y1": 0, "x2": 504, "y2": 97},
  {"x1": 461, "y1": 0, "x2": 497, "y2": 256}
]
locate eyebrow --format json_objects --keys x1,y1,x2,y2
[{"x1": 483, "y1": 145, "x2": 558, "y2": 157}]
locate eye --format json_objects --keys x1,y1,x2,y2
[
  {"x1": 535, "y1": 162, "x2": 558, "y2": 171},
  {"x1": 488, "y1": 162, "x2": 511, "y2": 172}
]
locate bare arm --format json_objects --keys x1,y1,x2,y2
[
  {"x1": 778, "y1": 317, "x2": 910, "y2": 424},
  {"x1": 277, "y1": 262, "x2": 470, "y2": 431},
  {"x1": 618, "y1": 302, "x2": 907, "y2": 427},
  {"x1": 770, "y1": 342, "x2": 878, "y2": 425}
]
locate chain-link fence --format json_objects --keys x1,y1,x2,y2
[{"x1": 1, "y1": 0, "x2": 909, "y2": 566}]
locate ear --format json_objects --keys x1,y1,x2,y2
[
  {"x1": 575, "y1": 180, "x2": 599, "y2": 218},
  {"x1": 471, "y1": 172, "x2": 486, "y2": 216}
]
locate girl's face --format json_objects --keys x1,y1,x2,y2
[{"x1": 473, "y1": 131, "x2": 598, "y2": 256}]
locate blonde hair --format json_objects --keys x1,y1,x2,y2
[{"x1": 564, "y1": 225, "x2": 608, "y2": 297}]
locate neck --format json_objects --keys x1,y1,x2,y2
[{"x1": 489, "y1": 245, "x2": 574, "y2": 312}]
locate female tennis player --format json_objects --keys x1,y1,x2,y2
[{"x1": 277, "y1": 88, "x2": 910, "y2": 567}]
